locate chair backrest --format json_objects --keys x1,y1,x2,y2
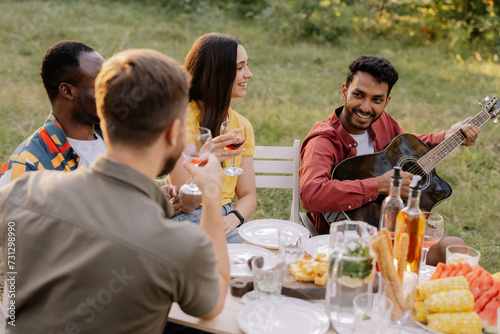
[{"x1": 253, "y1": 139, "x2": 300, "y2": 223}]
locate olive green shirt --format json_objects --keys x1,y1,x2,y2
[{"x1": 0, "y1": 156, "x2": 219, "y2": 333}]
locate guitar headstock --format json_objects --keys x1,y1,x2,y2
[{"x1": 481, "y1": 96, "x2": 500, "y2": 123}]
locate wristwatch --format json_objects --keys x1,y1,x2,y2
[{"x1": 229, "y1": 210, "x2": 245, "y2": 227}]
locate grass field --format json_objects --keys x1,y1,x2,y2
[{"x1": 0, "y1": 0, "x2": 499, "y2": 273}]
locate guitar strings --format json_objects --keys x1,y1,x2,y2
[
  {"x1": 387, "y1": 103, "x2": 494, "y2": 183},
  {"x1": 404, "y1": 106, "x2": 491, "y2": 177},
  {"x1": 406, "y1": 164, "x2": 425, "y2": 176}
]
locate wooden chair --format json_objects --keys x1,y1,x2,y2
[{"x1": 253, "y1": 140, "x2": 300, "y2": 223}]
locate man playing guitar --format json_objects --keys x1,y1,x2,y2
[{"x1": 299, "y1": 56, "x2": 481, "y2": 264}]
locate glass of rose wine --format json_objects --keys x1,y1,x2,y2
[
  {"x1": 180, "y1": 127, "x2": 212, "y2": 195},
  {"x1": 220, "y1": 120, "x2": 245, "y2": 176},
  {"x1": 419, "y1": 212, "x2": 444, "y2": 278}
]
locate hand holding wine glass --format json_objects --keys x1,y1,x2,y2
[
  {"x1": 420, "y1": 212, "x2": 444, "y2": 278},
  {"x1": 220, "y1": 120, "x2": 246, "y2": 176},
  {"x1": 211, "y1": 133, "x2": 246, "y2": 162},
  {"x1": 155, "y1": 175, "x2": 182, "y2": 215},
  {"x1": 182, "y1": 153, "x2": 224, "y2": 200},
  {"x1": 180, "y1": 127, "x2": 213, "y2": 195}
]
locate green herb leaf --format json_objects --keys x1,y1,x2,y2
[{"x1": 338, "y1": 245, "x2": 373, "y2": 280}]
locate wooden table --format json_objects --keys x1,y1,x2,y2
[
  {"x1": 168, "y1": 292, "x2": 244, "y2": 334},
  {"x1": 167, "y1": 241, "x2": 338, "y2": 333},
  {"x1": 167, "y1": 243, "x2": 430, "y2": 334},
  {"x1": 167, "y1": 290, "x2": 340, "y2": 334},
  {"x1": 167, "y1": 286, "x2": 429, "y2": 334}
]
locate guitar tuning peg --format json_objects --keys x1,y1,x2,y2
[
  {"x1": 480, "y1": 96, "x2": 491, "y2": 107},
  {"x1": 494, "y1": 116, "x2": 499, "y2": 124}
]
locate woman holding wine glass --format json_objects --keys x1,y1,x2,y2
[{"x1": 169, "y1": 33, "x2": 256, "y2": 244}]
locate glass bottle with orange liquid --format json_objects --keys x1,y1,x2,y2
[
  {"x1": 379, "y1": 166, "x2": 404, "y2": 243},
  {"x1": 393, "y1": 175, "x2": 425, "y2": 275}
]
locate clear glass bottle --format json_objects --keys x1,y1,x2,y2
[
  {"x1": 394, "y1": 175, "x2": 425, "y2": 275},
  {"x1": 379, "y1": 167, "x2": 404, "y2": 242}
]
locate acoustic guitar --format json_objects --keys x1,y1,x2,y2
[{"x1": 322, "y1": 96, "x2": 500, "y2": 228}]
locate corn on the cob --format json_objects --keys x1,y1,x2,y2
[
  {"x1": 424, "y1": 290, "x2": 474, "y2": 313},
  {"x1": 414, "y1": 276, "x2": 469, "y2": 302},
  {"x1": 426, "y1": 312, "x2": 482, "y2": 334},
  {"x1": 410, "y1": 301, "x2": 428, "y2": 322}
]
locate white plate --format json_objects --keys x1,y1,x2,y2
[
  {"x1": 238, "y1": 219, "x2": 310, "y2": 249},
  {"x1": 228, "y1": 244, "x2": 278, "y2": 277},
  {"x1": 237, "y1": 296, "x2": 330, "y2": 334},
  {"x1": 305, "y1": 235, "x2": 330, "y2": 257}
]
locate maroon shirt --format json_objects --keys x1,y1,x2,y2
[{"x1": 299, "y1": 106, "x2": 445, "y2": 234}]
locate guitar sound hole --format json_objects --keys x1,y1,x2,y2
[{"x1": 398, "y1": 159, "x2": 431, "y2": 190}]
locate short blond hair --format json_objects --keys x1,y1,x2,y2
[{"x1": 96, "y1": 49, "x2": 190, "y2": 148}]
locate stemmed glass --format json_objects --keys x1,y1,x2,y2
[
  {"x1": 220, "y1": 120, "x2": 246, "y2": 176},
  {"x1": 419, "y1": 212, "x2": 444, "y2": 279},
  {"x1": 155, "y1": 175, "x2": 179, "y2": 202},
  {"x1": 180, "y1": 127, "x2": 212, "y2": 195},
  {"x1": 155, "y1": 175, "x2": 169, "y2": 192}
]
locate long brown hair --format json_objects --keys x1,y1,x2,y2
[{"x1": 184, "y1": 33, "x2": 240, "y2": 137}]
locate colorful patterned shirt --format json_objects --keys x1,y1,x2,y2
[{"x1": 0, "y1": 113, "x2": 102, "y2": 185}]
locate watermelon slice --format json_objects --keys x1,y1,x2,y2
[
  {"x1": 456, "y1": 262, "x2": 473, "y2": 277},
  {"x1": 471, "y1": 271, "x2": 494, "y2": 300},
  {"x1": 443, "y1": 263, "x2": 457, "y2": 278},
  {"x1": 449, "y1": 262, "x2": 464, "y2": 277},
  {"x1": 478, "y1": 294, "x2": 500, "y2": 333},
  {"x1": 430, "y1": 262, "x2": 446, "y2": 280},
  {"x1": 474, "y1": 280, "x2": 500, "y2": 313},
  {"x1": 465, "y1": 265, "x2": 483, "y2": 281},
  {"x1": 468, "y1": 267, "x2": 486, "y2": 288}
]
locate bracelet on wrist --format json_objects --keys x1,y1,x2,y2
[{"x1": 229, "y1": 210, "x2": 245, "y2": 227}]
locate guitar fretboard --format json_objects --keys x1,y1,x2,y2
[{"x1": 418, "y1": 106, "x2": 493, "y2": 174}]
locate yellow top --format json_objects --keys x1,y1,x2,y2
[{"x1": 187, "y1": 100, "x2": 255, "y2": 205}]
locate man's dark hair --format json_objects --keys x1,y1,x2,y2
[
  {"x1": 40, "y1": 40, "x2": 95, "y2": 102},
  {"x1": 346, "y1": 56, "x2": 399, "y2": 96}
]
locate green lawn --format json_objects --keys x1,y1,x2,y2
[{"x1": 1, "y1": 0, "x2": 499, "y2": 273}]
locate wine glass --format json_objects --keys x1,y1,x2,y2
[
  {"x1": 419, "y1": 212, "x2": 444, "y2": 279},
  {"x1": 155, "y1": 175, "x2": 179, "y2": 201},
  {"x1": 155, "y1": 175, "x2": 169, "y2": 191},
  {"x1": 220, "y1": 120, "x2": 246, "y2": 176},
  {"x1": 180, "y1": 127, "x2": 212, "y2": 195}
]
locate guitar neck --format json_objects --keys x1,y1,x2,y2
[{"x1": 418, "y1": 109, "x2": 491, "y2": 173}]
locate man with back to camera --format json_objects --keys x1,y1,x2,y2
[
  {"x1": 299, "y1": 56, "x2": 480, "y2": 263},
  {"x1": 0, "y1": 48, "x2": 229, "y2": 333},
  {"x1": 0, "y1": 40, "x2": 105, "y2": 186}
]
